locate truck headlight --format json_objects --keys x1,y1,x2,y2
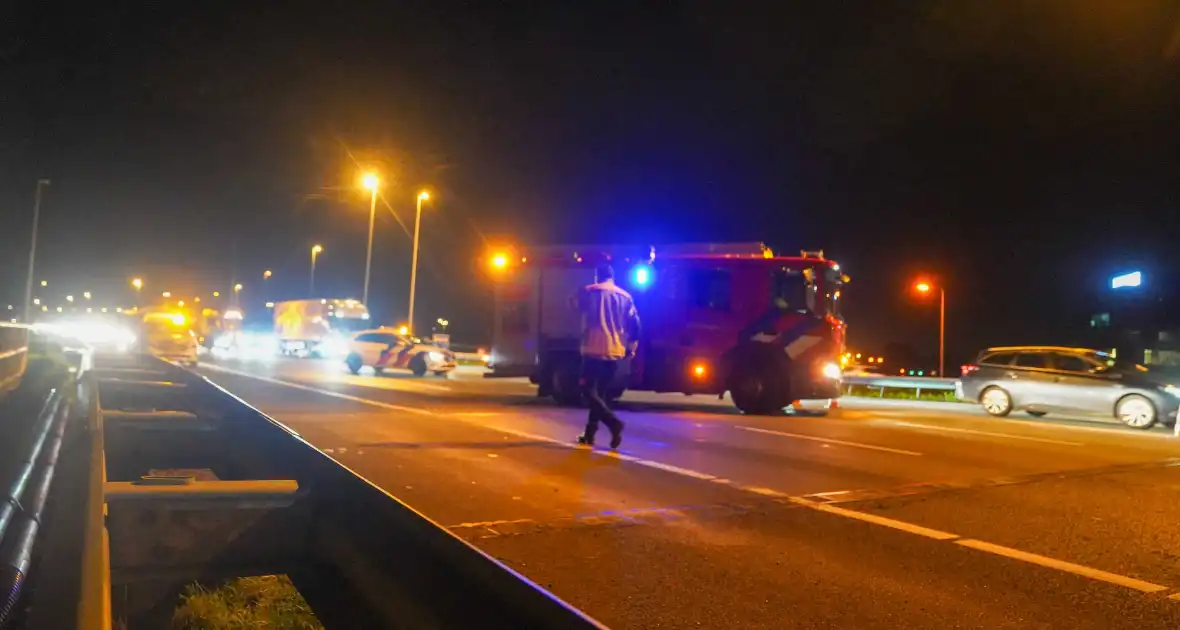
[
  {"x1": 821, "y1": 362, "x2": 842, "y2": 380},
  {"x1": 428, "y1": 351, "x2": 444, "y2": 362}
]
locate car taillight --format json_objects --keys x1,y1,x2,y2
[{"x1": 961, "y1": 364, "x2": 979, "y2": 376}]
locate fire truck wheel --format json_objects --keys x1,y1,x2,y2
[
  {"x1": 346, "y1": 353, "x2": 363, "y2": 375},
  {"x1": 410, "y1": 354, "x2": 429, "y2": 376},
  {"x1": 550, "y1": 362, "x2": 583, "y2": 406},
  {"x1": 729, "y1": 372, "x2": 777, "y2": 415}
]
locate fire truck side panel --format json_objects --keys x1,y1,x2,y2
[{"x1": 489, "y1": 267, "x2": 540, "y2": 378}]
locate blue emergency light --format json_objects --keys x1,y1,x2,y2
[{"x1": 631, "y1": 264, "x2": 654, "y2": 288}]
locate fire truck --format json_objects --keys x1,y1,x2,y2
[{"x1": 486, "y1": 242, "x2": 847, "y2": 414}]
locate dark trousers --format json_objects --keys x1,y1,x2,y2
[{"x1": 581, "y1": 357, "x2": 623, "y2": 441}]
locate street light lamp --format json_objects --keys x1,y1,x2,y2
[
  {"x1": 913, "y1": 279, "x2": 946, "y2": 377},
  {"x1": 310, "y1": 244, "x2": 324, "y2": 297},
  {"x1": 83, "y1": 291, "x2": 91, "y2": 300},
  {"x1": 361, "y1": 172, "x2": 380, "y2": 306},
  {"x1": 406, "y1": 191, "x2": 431, "y2": 335}
]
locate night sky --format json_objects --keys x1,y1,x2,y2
[{"x1": 3, "y1": 2, "x2": 1180, "y2": 366}]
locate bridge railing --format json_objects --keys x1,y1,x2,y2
[{"x1": 841, "y1": 374, "x2": 959, "y2": 399}]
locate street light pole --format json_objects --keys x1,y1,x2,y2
[
  {"x1": 310, "y1": 245, "x2": 323, "y2": 297},
  {"x1": 407, "y1": 191, "x2": 430, "y2": 336},
  {"x1": 23, "y1": 179, "x2": 50, "y2": 322},
  {"x1": 913, "y1": 280, "x2": 946, "y2": 376},
  {"x1": 938, "y1": 287, "x2": 946, "y2": 377},
  {"x1": 362, "y1": 175, "x2": 379, "y2": 306}
]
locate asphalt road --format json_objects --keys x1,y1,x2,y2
[{"x1": 197, "y1": 357, "x2": 1180, "y2": 629}]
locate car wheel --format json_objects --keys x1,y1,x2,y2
[
  {"x1": 1116, "y1": 394, "x2": 1157, "y2": 429},
  {"x1": 346, "y1": 353, "x2": 363, "y2": 375},
  {"x1": 1026, "y1": 410, "x2": 1047, "y2": 418},
  {"x1": 433, "y1": 370, "x2": 449, "y2": 377},
  {"x1": 980, "y1": 387, "x2": 1012, "y2": 417},
  {"x1": 410, "y1": 354, "x2": 428, "y2": 377}
]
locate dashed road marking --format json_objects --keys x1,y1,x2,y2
[
  {"x1": 737, "y1": 425, "x2": 923, "y2": 456},
  {"x1": 883, "y1": 420, "x2": 1085, "y2": 446},
  {"x1": 955, "y1": 539, "x2": 1169, "y2": 593},
  {"x1": 201, "y1": 364, "x2": 1180, "y2": 600},
  {"x1": 789, "y1": 497, "x2": 959, "y2": 540}
]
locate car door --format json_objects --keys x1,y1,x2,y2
[
  {"x1": 354, "y1": 333, "x2": 387, "y2": 365},
  {"x1": 1005, "y1": 351, "x2": 1057, "y2": 408},
  {"x1": 1045, "y1": 352, "x2": 1122, "y2": 414}
]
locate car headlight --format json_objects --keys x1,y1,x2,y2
[
  {"x1": 428, "y1": 351, "x2": 444, "y2": 362},
  {"x1": 1162, "y1": 384, "x2": 1180, "y2": 398},
  {"x1": 821, "y1": 362, "x2": 842, "y2": 379}
]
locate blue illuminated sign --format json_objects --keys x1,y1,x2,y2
[{"x1": 1111, "y1": 271, "x2": 1142, "y2": 289}]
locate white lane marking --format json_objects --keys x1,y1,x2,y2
[
  {"x1": 955, "y1": 539, "x2": 1169, "y2": 593},
  {"x1": 884, "y1": 420, "x2": 1085, "y2": 447},
  {"x1": 789, "y1": 498, "x2": 959, "y2": 540},
  {"x1": 200, "y1": 364, "x2": 435, "y2": 416},
  {"x1": 737, "y1": 426, "x2": 923, "y2": 456},
  {"x1": 612, "y1": 453, "x2": 717, "y2": 480},
  {"x1": 202, "y1": 363, "x2": 1180, "y2": 599}
]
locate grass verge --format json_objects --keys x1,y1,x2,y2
[
  {"x1": 171, "y1": 576, "x2": 322, "y2": 630},
  {"x1": 844, "y1": 384, "x2": 962, "y2": 402}
]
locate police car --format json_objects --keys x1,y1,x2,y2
[{"x1": 344, "y1": 328, "x2": 457, "y2": 376}]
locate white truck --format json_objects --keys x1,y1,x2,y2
[{"x1": 273, "y1": 298, "x2": 371, "y2": 357}]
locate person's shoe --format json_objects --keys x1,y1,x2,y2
[
  {"x1": 576, "y1": 434, "x2": 594, "y2": 446},
  {"x1": 609, "y1": 423, "x2": 624, "y2": 449}
]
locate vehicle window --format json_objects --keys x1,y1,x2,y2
[
  {"x1": 1053, "y1": 353, "x2": 1095, "y2": 373},
  {"x1": 690, "y1": 269, "x2": 733, "y2": 312},
  {"x1": 980, "y1": 352, "x2": 1014, "y2": 366},
  {"x1": 772, "y1": 268, "x2": 816, "y2": 315},
  {"x1": 1013, "y1": 353, "x2": 1048, "y2": 369},
  {"x1": 355, "y1": 333, "x2": 379, "y2": 343},
  {"x1": 378, "y1": 334, "x2": 400, "y2": 345},
  {"x1": 824, "y1": 267, "x2": 844, "y2": 319}
]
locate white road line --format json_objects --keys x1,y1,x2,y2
[
  {"x1": 955, "y1": 539, "x2": 1169, "y2": 593},
  {"x1": 789, "y1": 498, "x2": 960, "y2": 540},
  {"x1": 883, "y1": 420, "x2": 1085, "y2": 446},
  {"x1": 200, "y1": 364, "x2": 435, "y2": 416},
  {"x1": 737, "y1": 426, "x2": 923, "y2": 456},
  {"x1": 202, "y1": 364, "x2": 1180, "y2": 599}
]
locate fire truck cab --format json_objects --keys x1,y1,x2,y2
[{"x1": 487, "y1": 242, "x2": 847, "y2": 415}]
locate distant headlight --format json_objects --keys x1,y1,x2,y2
[
  {"x1": 821, "y1": 362, "x2": 842, "y2": 380},
  {"x1": 1162, "y1": 384, "x2": 1180, "y2": 398},
  {"x1": 428, "y1": 351, "x2": 444, "y2": 362}
]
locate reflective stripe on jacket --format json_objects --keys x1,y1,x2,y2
[{"x1": 578, "y1": 279, "x2": 641, "y2": 360}]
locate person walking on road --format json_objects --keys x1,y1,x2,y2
[{"x1": 576, "y1": 262, "x2": 641, "y2": 449}]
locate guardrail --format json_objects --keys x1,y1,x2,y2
[
  {"x1": 0, "y1": 323, "x2": 30, "y2": 395},
  {"x1": 27, "y1": 354, "x2": 605, "y2": 630},
  {"x1": 841, "y1": 375, "x2": 958, "y2": 398}
]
